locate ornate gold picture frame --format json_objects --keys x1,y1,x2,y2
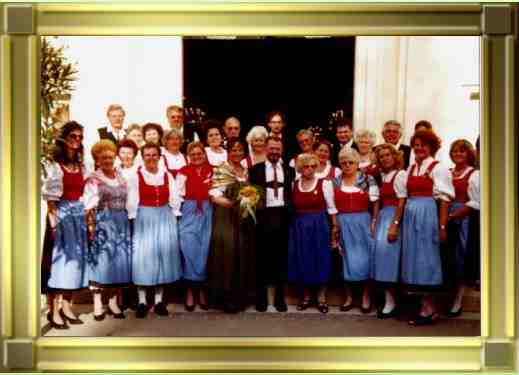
[{"x1": 0, "y1": 2, "x2": 516, "y2": 372}]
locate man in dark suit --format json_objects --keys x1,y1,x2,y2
[
  {"x1": 381, "y1": 120, "x2": 411, "y2": 169},
  {"x1": 248, "y1": 136, "x2": 295, "y2": 313},
  {"x1": 265, "y1": 110, "x2": 298, "y2": 163},
  {"x1": 331, "y1": 118, "x2": 358, "y2": 166},
  {"x1": 222, "y1": 116, "x2": 245, "y2": 149},
  {"x1": 166, "y1": 105, "x2": 199, "y2": 153},
  {"x1": 98, "y1": 104, "x2": 127, "y2": 144}
]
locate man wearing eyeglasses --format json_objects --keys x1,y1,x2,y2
[
  {"x1": 98, "y1": 104, "x2": 127, "y2": 144},
  {"x1": 381, "y1": 120, "x2": 411, "y2": 169},
  {"x1": 166, "y1": 105, "x2": 199, "y2": 153}
]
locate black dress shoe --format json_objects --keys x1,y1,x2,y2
[
  {"x1": 59, "y1": 309, "x2": 84, "y2": 324},
  {"x1": 360, "y1": 304, "x2": 372, "y2": 314},
  {"x1": 445, "y1": 308, "x2": 463, "y2": 318},
  {"x1": 409, "y1": 313, "x2": 436, "y2": 326},
  {"x1": 317, "y1": 302, "x2": 329, "y2": 314},
  {"x1": 340, "y1": 303, "x2": 354, "y2": 312},
  {"x1": 255, "y1": 299, "x2": 268, "y2": 312},
  {"x1": 274, "y1": 300, "x2": 288, "y2": 312},
  {"x1": 199, "y1": 302, "x2": 209, "y2": 311},
  {"x1": 153, "y1": 302, "x2": 169, "y2": 316},
  {"x1": 185, "y1": 303, "x2": 195, "y2": 312},
  {"x1": 223, "y1": 301, "x2": 239, "y2": 314},
  {"x1": 107, "y1": 306, "x2": 126, "y2": 319},
  {"x1": 377, "y1": 307, "x2": 398, "y2": 319},
  {"x1": 135, "y1": 303, "x2": 149, "y2": 318},
  {"x1": 47, "y1": 312, "x2": 69, "y2": 330},
  {"x1": 93, "y1": 312, "x2": 106, "y2": 321}
]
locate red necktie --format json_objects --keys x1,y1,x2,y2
[{"x1": 273, "y1": 163, "x2": 279, "y2": 198}]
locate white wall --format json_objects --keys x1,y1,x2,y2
[
  {"x1": 354, "y1": 36, "x2": 480, "y2": 165},
  {"x1": 51, "y1": 36, "x2": 183, "y2": 167}
]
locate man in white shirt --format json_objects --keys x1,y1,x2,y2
[
  {"x1": 248, "y1": 136, "x2": 295, "y2": 313},
  {"x1": 98, "y1": 104, "x2": 127, "y2": 144},
  {"x1": 166, "y1": 105, "x2": 199, "y2": 153},
  {"x1": 381, "y1": 120, "x2": 411, "y2": 169}
]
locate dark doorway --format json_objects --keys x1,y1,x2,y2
[{"x1": 183, "y1": 37, "x2": 355, "y2": 138}]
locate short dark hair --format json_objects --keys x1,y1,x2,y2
[
  {"x1": 117, "y1": 139, "x2": 139, "y2": 158},
  {"x1": 202, "y1": 119, "x2": 223, "y2": 144},
  {"x1": 140, "y1": 142, "x2": 162, "y2": 157},
  {"x1": 335, "y1": 118, "x2": 353, "y2": 131},
  {"x1": 410, "y1": 129, "x2": 442, "y2": 157},
  {"x1": 226, "y1": 137, "x2": 248, "y2": 158},
  {"x1": 449, "y1": 139, "x2": 477, "y2": 167},
  {"x1": 265, "y1": 135, "x2": 283, "y2": 145},
  {"x1": 414, "y1": 120, "x2": 433, "y2": 131},
  {"x1": 142, "y1": 123, "x2": 164, "y2": 145},
  {"x1": 266, "y1": 110, "x2": 286, "y2": 125},
  {"x1": 313, "y1": 139, "x2": 333, "y2": 154}
]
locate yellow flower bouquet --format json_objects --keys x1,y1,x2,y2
[{"x1": 237, "y1": 185, "x2": 262, "y2": 224}]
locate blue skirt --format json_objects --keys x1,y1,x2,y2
[
  {"x1": 448, "y1": 202, "x2": 470, "y2": 279},
  {"x1": 373, "y1": 206, "x2": 402, "y2": 284},
  {"x1": 47, "y1": 200, "x2": 89, "y2": 290},
  {"x1": 132, "y1": 205, "x2": 182, "y2": 286},
  {"x1": 88, "y1": 208, "x2": 132, "y2": 286},
  {"x1": 337, "y1": 212, "x2": 373, "y2": 282},
  {"x1": 402, "y1": 197, "x2": 442, "y2": 286},
  {"x1": 287, "y1": 211, "x2": 331, "y2": 286},
  {"x1": 179, "y1": 200, "x2": 213, "y2": 282}
]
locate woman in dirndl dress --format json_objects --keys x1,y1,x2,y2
[
  {"x1": 83, "y1": 140, "x2": 132, "y2": 321},
  {"x1": 41, "y1": 121, "x2": 89, "y2": 329},
  {"x1": 445, "y1": 139, "x2": 479, "y2": 318},
  {"x1": 160, "y1": 128, "x2": 188, "y2": 178},
  {"x1": 177, "y1": 142, "x2": 214, "y2": 311},
  {"x1": 242, "y1": 126, "x2": 268, "y2": 169},
  {"x1": 288, "y1": 153, "x2": 338, "y2": 314},
  {"x1": 117, "y1": 139, "x2": 141, "y2": 181},
  {"x1": 334, "y1": 148, "x2": 379, "y2": 314},
  {"x1": 312, "y1": 140, "x2": 341, "y2": 180},
  {"x1": 402, "y1": 129, "x2": 455, "y2": 325},
  {"x1": 126, "y1": 142, "x2": 183, "y2": 318},
  {"x1": 204, "y1": 120, "x2": 227, "y2": 167},
  {"x1": 372, "y1": 144, "x2": 407, "y2": 319},
  {"x1": 207, "y1": 138, "x2": 258, "y2": 313}
]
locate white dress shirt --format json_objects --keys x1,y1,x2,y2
[
  {"x1": 466, "y1": 170, "x2": 480, "y2": 210},
  {"x1": 265, "y1": 160, "x2": 285, "y2": 207}
]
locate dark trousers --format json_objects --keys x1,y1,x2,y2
[{"x1": 256, "y1": 207, "x2": 289, "y2": 302}]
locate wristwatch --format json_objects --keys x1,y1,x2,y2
[
  {"x1": 440, "y1": 225, "x2": 446, "y2": 229},
  {"x1": 393, "y1": 220, "x2": 399, "y2": 225}
]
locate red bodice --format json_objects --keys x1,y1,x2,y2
[
  {"x1": 380, "y1": 171, "x2": 399, "y2": 207},
  {"x1": 179, "y1": 163, "x2": 213, "y2": 212},
  {"x1": 59, "y1": 164, "x2": 85, "y2": 201},
  {"x1": 452, "y1": 168, "x2": 476, "y2": 203},
  {"x1": 407, "y1": 161, "x2": 439, "y2": 198},
  {"x1": 292, "y1": 178, "x2": 327, "y2": 213},
  {"x1": 335, "y1": 186, "x2": 369, "y2": 213},
  {"x1": 138, "y1": 170, "x2": 170, "y2": 207}
]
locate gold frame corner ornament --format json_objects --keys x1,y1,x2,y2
[{"x1": 0, "y1": 2, "x2": 516, "y2": 372}]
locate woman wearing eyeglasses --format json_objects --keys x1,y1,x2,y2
[
  {"x1": 42, "y1": 121, "x2": 89, "y2": 329},
  {"x1": 287, "y1": 153, "x2": 338, "y2": 314},
  {"x1": 126, "y1": 142, "x2": 183, "y2": 318},
  {"x1": 334, "y1": 148, "x2": 379, "y2": 314}
]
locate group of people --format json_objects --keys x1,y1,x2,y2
[{"x1": 41, "y1": 103, "x2": 480, "y2": 330}]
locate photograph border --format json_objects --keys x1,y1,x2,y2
[{"x1": 0, "y1": 2, "x2": 516, "y2": 371}]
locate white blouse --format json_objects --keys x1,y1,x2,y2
[
  {"x1": 125, "y1": 168, "x2": 184, "y2": 219},
  {"x1": 296, "y1": 178, "x2": 338, "y2": 215},
  {"x1": 41, "y1": 162, "x2": 88, "y2": 202},
  {"x1": 403, "y1": 156, "x2": 455, "y2": 202},
  {"x1": 159, "y1": 149, "x2": 187, "y2": 174},
  {"x1": 117, "y1": 163, "x2": 140, "y2": 183},
  {"x1": 83, "y1": 170, "x2": 126, "y2": 210},
  {"x1": 466, "y1": 169, "x2": 480, "y2": 210},
  {"x1": 338, "y1": 181, "x2": 380, "y2": 202},
  {"x1": 381, "y1": 170, "x2": 407, "y2": 199},
  {"x1": 205, "y1": 147, "x2": 227, "y2": 167},
  {"x1": 295, "y1": 162, "x2": 341, "y2": 181}
]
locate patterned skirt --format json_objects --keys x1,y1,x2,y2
[
  {"x1": 47, "y1": 200, "x2": 89, "y2": 291},
  {"x1": 88, "y1": 208, "x2": 132, "y2": 287}
]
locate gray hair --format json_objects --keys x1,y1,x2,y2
[
  {"x1": 338, "y1": 147, "x2": 360, "y2": 165},
  {"x1": 162, "y1": 128, "x2": 184, "y2": 146},
  {"x1": 296, "y1": 129, "x2": 314, "y2": 140},
  {"x1": 354, "y1": 129, "x2": 376, "y2": 146},
  {"x1": 246, "y1": 125, "x2": 268, "y2": 144}
]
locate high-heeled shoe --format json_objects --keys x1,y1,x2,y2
[
  {"x1": 107, "y1": 305, "x2": 126, "y2": 319},
  {"x1": 360, "y1": 304, "x2": 372, "y2": 314},
  {"x1": 185, "y1": 303, "x2": 195, "y2": 312},
  {"x1": 47, "y1": 312, "x2": 69, "y2": 330},
  {"x1": 59, "y1": 309, "x2": 84, "y2": 325},
  {"x1": 377, "y1": 306, "x2": 398, "y2": 319},
  {"x1": 409, "y1": 313, "x2": 437, "y2": 326},
  {"x1": 296, "y1": 299, "x2": 312, "y2": 311},
  {"x1": 340, "y1": 302, "x2": 354, "y2": 312},
  {"x1": 445, "y1": 307, "x2": 463, "y2": 318},
  {"x1": 93, "y1": 311, "x2": 106, "y2": 321}
]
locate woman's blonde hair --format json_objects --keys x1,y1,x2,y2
[
  {"x1": 295, "y1": 153, "x2": 319, "y2": 174},
  {"x1": 246, "y1": 125, "x2": 268, "y2": 144},
  {"x1": 91, "y1": 139, "x2": 117, "y2": 161},
  {"x1": 338, "y1": 147, "x2": 360, "y2": 165},
  {"x1": 374, "y1": 143, "x2": 404, "y2": 171},
  {"x1": 162, "y1": 128, "x2": 184, "y2": 147}
]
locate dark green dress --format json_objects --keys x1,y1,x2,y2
[{"x1": 207, "y1": 181, "x2": 258, "y2": 309}]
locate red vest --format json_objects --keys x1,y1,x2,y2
[
  {"x1": 335, "y1": 185, "x2": 369, "y2": 213},
  {"x1": 138, "y1": 170, "x2": 170, "y2": 207},
  {"x1": 452, "y1": 167, "x2": 476, "y2": 203},
  {"x1": 292, "y1": 178, "x2": 327, "y2": 213},
  {"x1": 407, "y1": 161, "x2": 439, "y2": 198},
  {"x1": 162, "y1": 153, "x2": 187, "y2": 178},
  {"x1": 59, "y1": 164, "x2": 85, "y2": 201},
  {"x1": 380, "y1": 171, "x2": 399, "y2": 207},
  {"x1": 179, "y1": 163, "x2": 213, "y2": 212}
]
